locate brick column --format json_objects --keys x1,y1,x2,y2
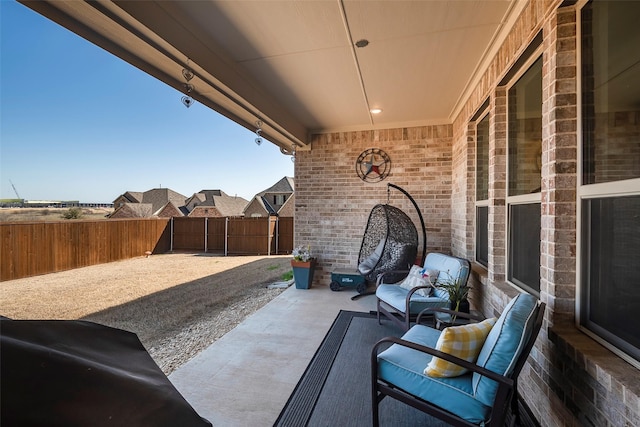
[
  {"x1": 541, "y1": 7, "x2": 578, "y2": 328},
  {"x1": 489, "y1": 89, "x2": 507, "y2": 285}
]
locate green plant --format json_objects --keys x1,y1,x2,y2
[
  {"x1": 61, "y1": 207, "x2": 83, "y2": 220},
  {"x1": 292, "y1": 245, "x2": 313, "y2": 262},
  {"x1": 282, "y1": 270, "x2": 293, "y2": 281},
  {"x1": 434, "y1": 274, "x2": 470, "y2": 312}
]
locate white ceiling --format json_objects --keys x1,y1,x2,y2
[{"x1": 21, "y1": 0, "x2": 524, "y2": 151}]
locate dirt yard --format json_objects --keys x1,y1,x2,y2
[
  {"x1": 0, "y1": 253, "x2": 292, "y2": 373},
  {"x1": 0, "y1": 207, "x2": 113, "y2": 222}
]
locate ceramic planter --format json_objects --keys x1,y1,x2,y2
[{"x1": 291, "y1": 259, "x2": 316, "y2": 289}]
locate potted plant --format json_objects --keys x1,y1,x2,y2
[
  {"x1": 291, "y1": 246, "x2": 316, "y2": 289},
  {"x1": 435, "y1": 276, "x2": 471, "y2": 314}
]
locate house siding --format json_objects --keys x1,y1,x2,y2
[
  {"x1": 156, "y1": 203, "x2": 183, "y2": 218},
  {"x1": 278, "y1": 194, "x2": 295, "y2": 217},
  {"x1": 294, "y1": 0, "x2": 639, "y2": 425},
  {"x1": 188, "y1": 207, "x2": 223, "y2": 218},
  {"x1": 243, "y1": 199, "x2": 267, "y2": 217}
]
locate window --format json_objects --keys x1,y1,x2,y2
[
  {"x1": 581, "y1": 196, "x2": 640, "y2": 361},
  {"x1": 476, "y1": 206, "x2": 488, "y2": 267},
  {"x1": 508, "y1": 57, "x2": 542, "y2": 197},
  {"x1": 579, "y1": 0, "x2": 640, "y2": 365},
  {"x1": 274, "y1": 194, "x2": 285, "y2": 205},
  {"x1": 476, "y1": 113, "x2": 490, "y2": 267},
  {"x1": 506, "y1": 56, "x2": 542, "y2": 294},
  {"x1": 509, "y1": 202, "x2": 541, "y2": 293}
]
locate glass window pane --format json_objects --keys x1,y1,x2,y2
[
  {"x1": 476, "y1": 115, "x2": 490, "y2": 201},
  {"x1": 508, "y1": 203, "x2": 541, "y2": 293},
  {"x1": 582, "y1": 195, "x2": 640, "y2": 360},
  {"x1": 508, "y1": 57, "x2": 542, "y2": 196},
  {"x1": 476, "y1": 206, "x2": 488, "y2": 267},
  {"x1": 582, "y1": 1, "x2": 640, "y2": 185}
]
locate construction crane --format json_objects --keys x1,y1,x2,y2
[{"x1": 9, "y1": 179, "x2": 21, "y2": 199}]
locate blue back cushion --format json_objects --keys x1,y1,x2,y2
[
  {"x1": 423, "y1": 253, "x2": 470, "y2": 298},
  {"x1": 472, "y1": 293, "x2": 538, "y2": 406}
]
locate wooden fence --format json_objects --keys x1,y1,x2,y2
[
  {"x1": 0, "y1": 217, "x2": 294, "y2": 281},
  {"x1": 171, "y1": 216, "x2": 293, "y2": 255}
]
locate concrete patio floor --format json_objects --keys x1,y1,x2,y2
[{"x1": 168, "y1": 284, "x2": 378, "y2": 426}]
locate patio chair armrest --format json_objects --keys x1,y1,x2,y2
[
  {"x1": 372, "y1": 336, "x2": 514, "y2": 388},
  {"x1": 375, "y1": 270, "x2": 410, "y2": 286},
  {"x1": 404, "y1": 285, "x2": 435, "y2": 304},
  {"x1": 416, "y1": 307, "x2": 485, "y2": 325}
]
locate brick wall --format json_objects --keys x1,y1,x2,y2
[
  {"x1": 449, "y1": 1, "x2": 640, "y2": 426},
  {"x1": 295, "y1": 126, "x2": 453, "y2": 286}
]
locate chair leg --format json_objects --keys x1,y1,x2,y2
[
  {"x1": 371, "y1": 357, "x2": 380, "y2": 427},
  {"x1": 376, "y1": 299, "x2": 381, "y2": 325},
  {"x1": 511, "y1": 380, "x2": 521, "y2": 426},
  {"x1": 372, "y1": 390, "x2": 380, "y2": 427}
]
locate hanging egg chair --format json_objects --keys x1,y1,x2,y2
[{"x1": 357, "y1": 184, "x2": 426, "y2": 283}]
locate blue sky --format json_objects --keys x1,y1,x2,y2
[{"x1": 0, "y1": 1, "x2": 294, "y2": 203}]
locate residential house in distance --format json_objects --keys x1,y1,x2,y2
[
  {"x1": 185, "y1": 190, "x2": 248, "y2": 218},
  {"x1": 111, "y1": 188, "x2": 248, "y2": 218},
  {"x1": 243, "y1": 177, "x2": 294, "y2": 218},
  {"x1": 111, "y1": 188, "x2": 188, "y2": 219}
]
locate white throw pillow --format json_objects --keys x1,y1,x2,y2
[{"x1": 399, "y1": 265, "x2": 437, "y2": 297}]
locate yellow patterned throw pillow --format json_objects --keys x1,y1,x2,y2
[{"x1": 424, "y1": 317, "x2": 497, "y2": 378}]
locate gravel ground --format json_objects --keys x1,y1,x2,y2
[
  {"x1": 147, "y1": 286, "x2": 286, "y2": 374},
  {"x1": 0, "y1": 253, "x2": 292, "y2": 374}
]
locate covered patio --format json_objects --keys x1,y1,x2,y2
[
  {"x1": 168, "y1": 284, "x2": 378, "y2": 426},
  {"x1": 17, "y1": 0, "x2": 640, "y2": 425}
]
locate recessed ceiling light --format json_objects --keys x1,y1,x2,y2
[
  {"x1": 355, "y1": 39, "x2": 369, "y2": 48},
  {"x1": 370, "y1": 108, "x2": 383, "y2": 114}
]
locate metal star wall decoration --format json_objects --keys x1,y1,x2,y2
[{"x1": 355, "y1": 148, "x2": 391, "y2": 182}]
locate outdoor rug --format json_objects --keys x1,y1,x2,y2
[{"x1": 274, "y1": 310, "x2": 450, "y2": 427}]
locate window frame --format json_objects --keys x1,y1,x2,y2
[
  {"x1": 576, "y1": 0, "x2": 640, "y2": 369},
  {"x1": 474, "y1": 109, "x2": 490, "y2": 268},
  {"x1": 504, "y1": 48, "x2": 543, "y2": 296}
]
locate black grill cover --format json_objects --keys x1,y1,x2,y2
[{"x1": 1, "y1": 318, "x2": 211, "y2": 427}]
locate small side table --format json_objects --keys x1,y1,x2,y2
[{"x1": 434, "y1": 310, "x2": 484, "y2": 330}]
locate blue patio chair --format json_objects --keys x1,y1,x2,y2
[
  {"x1": 371, "y1": 293, "x2": 545, "y2": 426},
  {"x1": 375, "y1": 252, "x2": 471, "y2": 331}
]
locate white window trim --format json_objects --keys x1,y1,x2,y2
[
  {"x1": 504, "y1": 48, "x2": 543, "y2": 293},
  {"x1": 575, "y1": 0, "x2": 640, "y2": 369},
  {"x1": 474, "y1": 109, "x2": 491, "y2": 268}
]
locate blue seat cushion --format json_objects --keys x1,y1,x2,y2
[
  {"x1": 376, "y1": 284, "x2": 449, "y2": 314},
  {"x1": 377, "y1": 325, "x2": 492, "y2": 424},
  {"x1": 473, "y1": 294, "x2": 538, "y2": 406}
]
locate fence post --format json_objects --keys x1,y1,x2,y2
[
  {"x1": 224, "y1": 217, "x2": 228, "y2": 256},
  {"x1": 170, "y1": 217, "x2": 174, "y2": 252},
  {"x1": 275, "y1": 217, "x2": 279, "y2": 255},
  {"x1": 267, "y1": 217, "x2": 271, "y2": 256},
  {"x1": 204, "y1": 217, "x2": 208, "y2": 253}
]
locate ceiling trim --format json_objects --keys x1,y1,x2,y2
[
  {"x1": 310, "y1": 117, "x2": 453, "y2": 135},
  {"x1": 338, "y1": 0, "x2": 374, "y2": 127},
  {"x1": 448, "y1": 0, "x2": 529, "y2": 122}
]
